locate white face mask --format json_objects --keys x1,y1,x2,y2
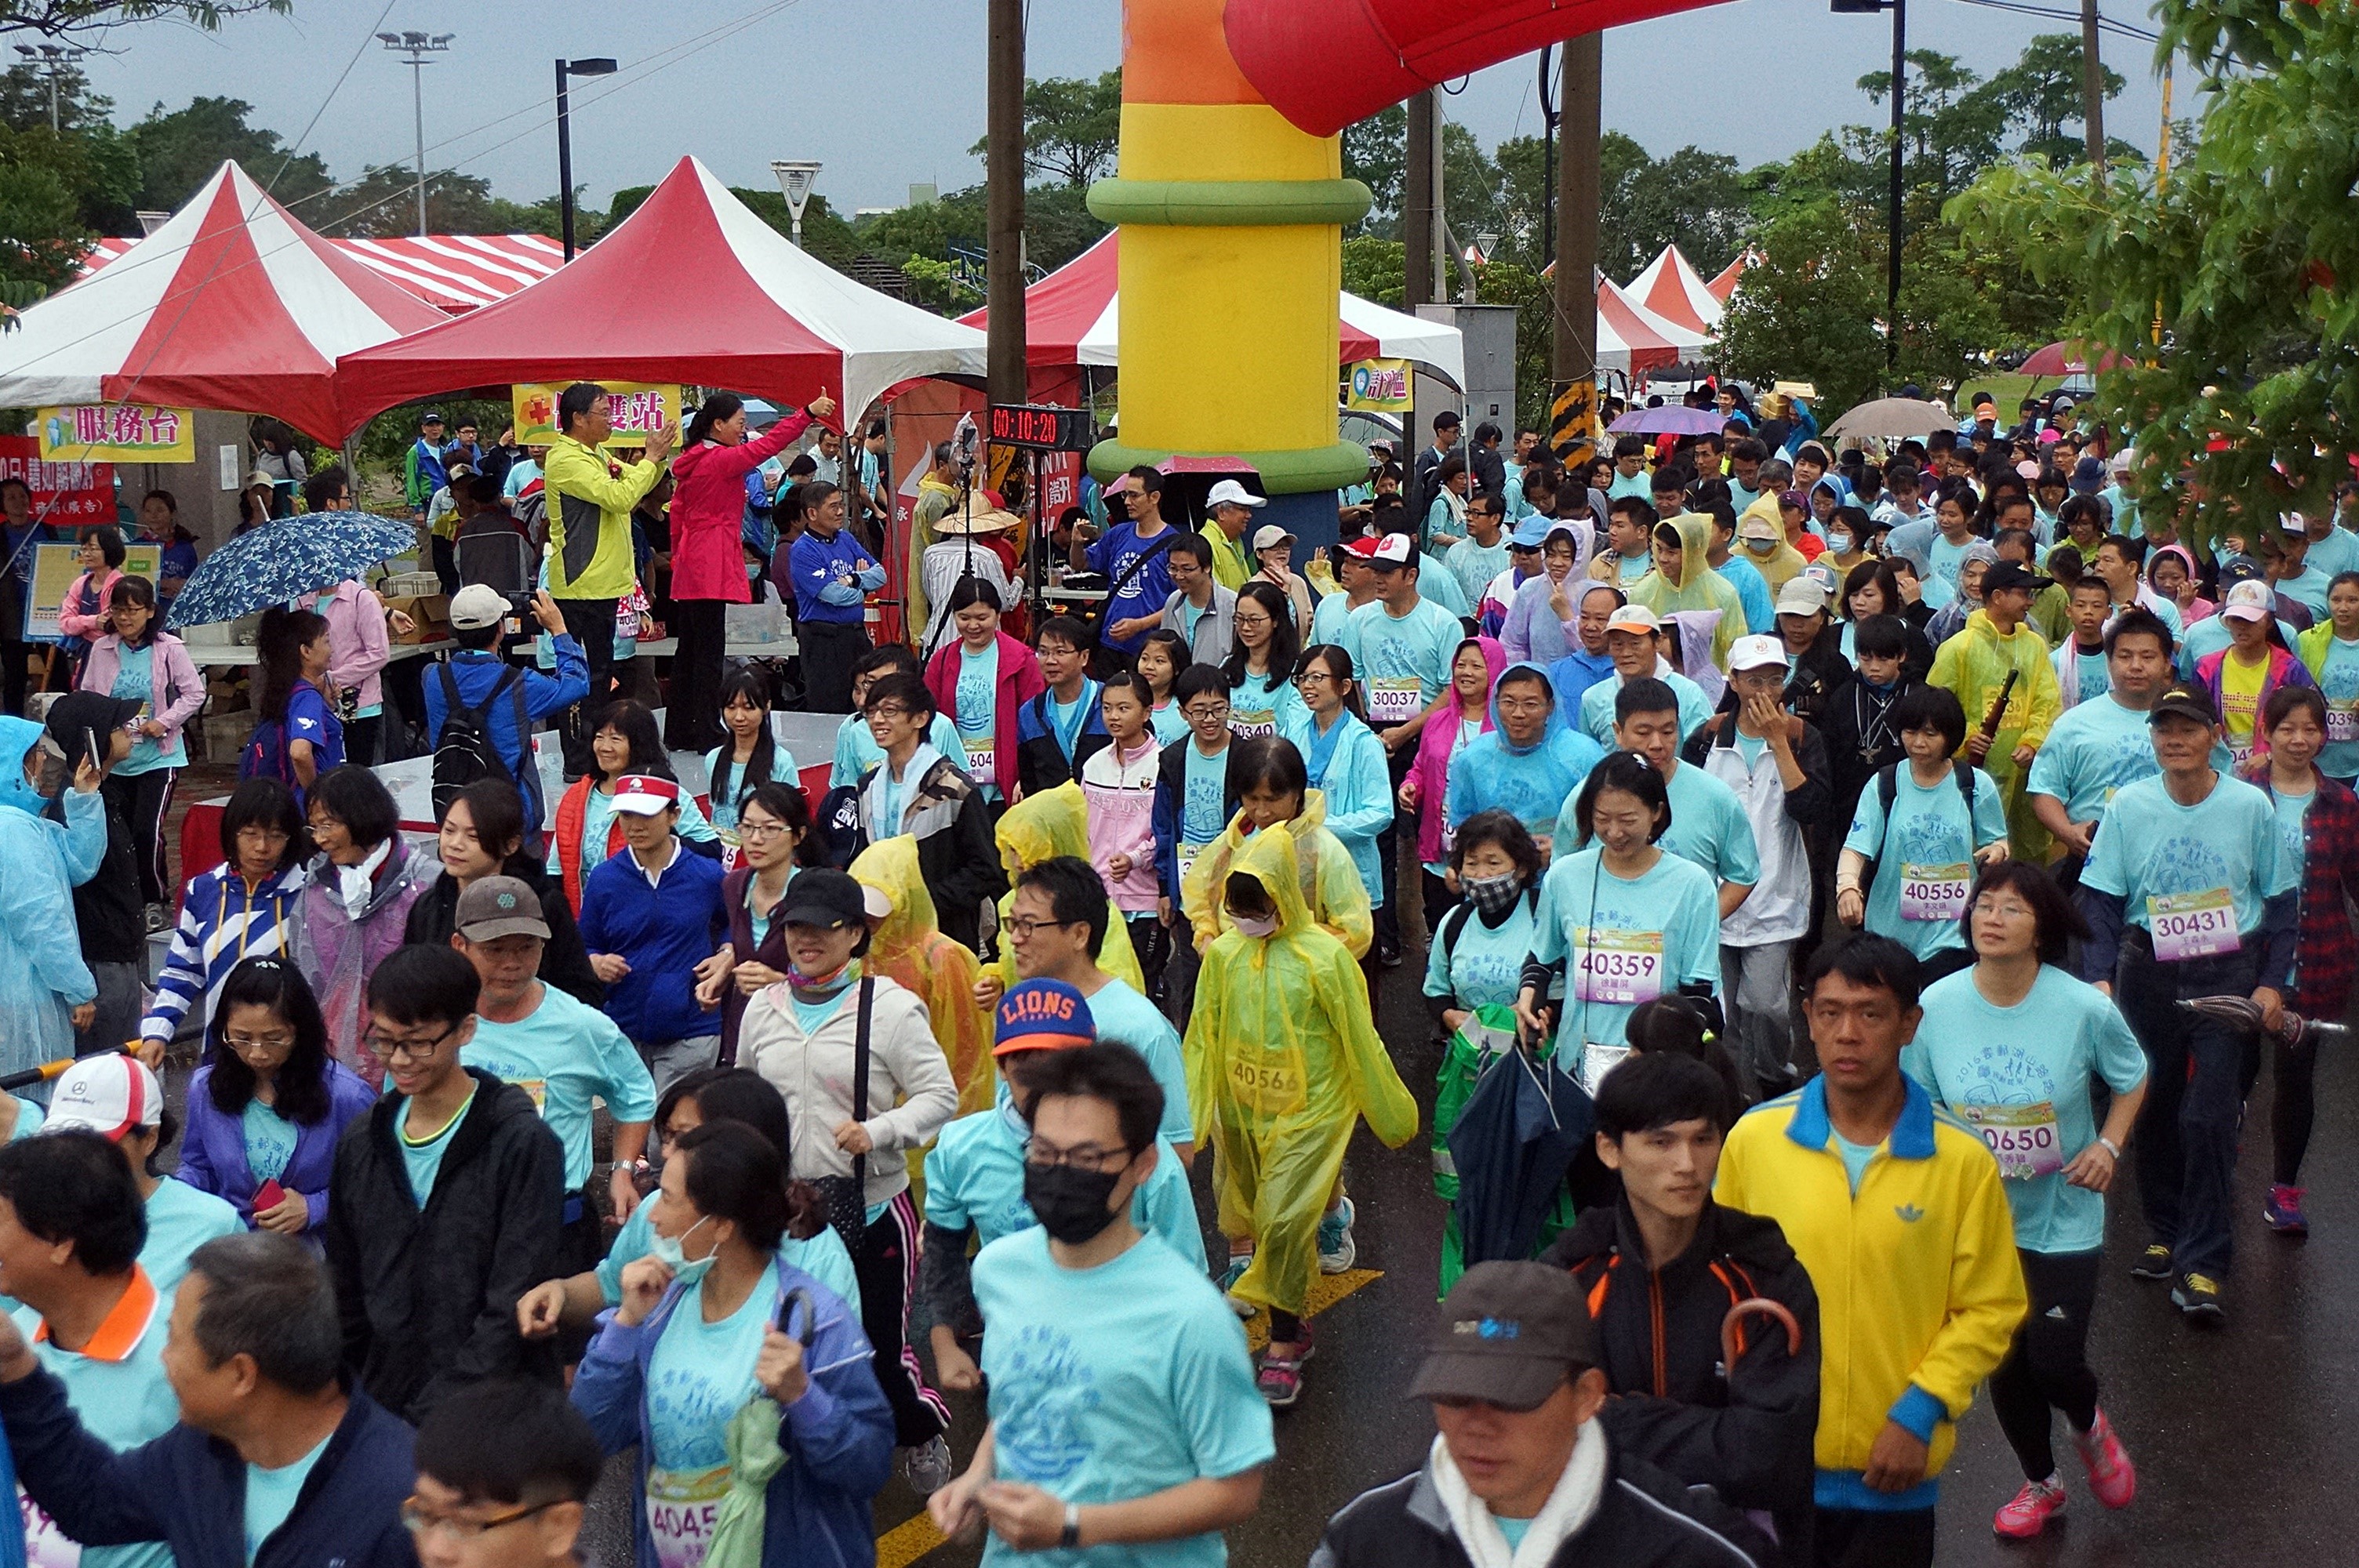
[{"x1": 1228, "y1": 910, "x2": 1279, "y2": 938}]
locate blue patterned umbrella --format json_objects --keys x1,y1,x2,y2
[{"x1": 165, "y1": 510, "x2": 421, "y2": 631}]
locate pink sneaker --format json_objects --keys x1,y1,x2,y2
[
  {"x1": 1994, "y1": 1476, "x2": 2066, "y2": 1538},
  {"x1": 2074, "y1": 1408, "x2": 2137, "y2": 1508}
]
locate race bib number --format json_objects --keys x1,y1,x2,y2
[
  {"x1": 517, "y1": 1079, "x2": 548, "y2": 1116},
  {"x1": 1579, "y1": 1041, "x2": 1631, "y2": 1095},
  {"x1": 1177, "y1": 844, "x2": 1207, "y2": 895},
  {"x1": 961, "y1": 735, "x2": 995, "y2": 781},
  {"x1": 645, "y1": 1465, "x2": 731, "y2": 1568},
  {"x1": 1572, "y1": 927, "x2": 1663, "y2": 1006},
  {"x1": 2227, "y1": 737, "x2": 2255, "y2": 768},
  {"x1": 1230, "y1": 709, "x2": 1276, "y2": 739},
  {"x1": 1369, "y1": 677, "x2": 1423, "y2": 727},
  {"x1": 1228, "y1": 1054, "x2": 1307, "y2": 1116},
  {"x1": 1439, "y1": 818, "x2": 1459, "y2": 855},
  {"x1": 1954, "y1": 1101, "x2": 2066, "y2": 1180},
  {"x1": 2148, "y1": 887, "x2": 2241, "y2": 964},
  {"x1": 21, "y1": 1489, "x2": 81, "y2": 1568},
  {"x1": 1899, "y1": 861, "x2": 1972, "y2": 923},
  {"x1": 2330, "y1": 702, "x2": 2357, "y2": 744}
]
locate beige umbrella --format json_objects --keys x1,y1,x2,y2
[{"x1": 1825, "y1": 397, "x2": 1954, "y2": 441}]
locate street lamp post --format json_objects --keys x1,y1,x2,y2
[
  {"x1": 771, "y1": 161, "x2": 823, "y2": 249},
  {"x1": 1834, "y1": 0, "x2": 1905, "y2": 376},
  {"x1": 555, "y1": 56, "x2": 617, "y2": 263},
  {"x1": 13, "y1": 42, "x2": 87, "y2": 133},
  {"x1": 377, "y1": 31, "x2": 455, "y2": 238}
]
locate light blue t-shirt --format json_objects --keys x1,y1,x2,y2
[
  {"x1": 463, "y1": 984, "x2": 659, "y2": 1189},
  {"x1": 110, "y1": 644, "x2": 187, "y2": 775},
  {"x1": 1180, "y1": 742, "x2": 1232, "y2": 851},
  {"x1": 1903, "y1": 965, "x2": 2148, "y2": 1253},
  {"x1": 1339, "y1": 597, "x2": 1465, "y2": 719},
  {"x1": 2175, "y1": 609, "x2": 2289, "y2": 681},
  {"x1": 645, "y1": 1273, "x2": 774, "y2": 1471},
  {"x1": 1576, "y1": 671, "x2": 1714, "y2": 750},
  {"x1": 244, "y1": 1432, "x2": 333, "y2": 1563},
  {"x1": 1423, "y1": 892, "x2": 1539, "y2": 1012},
  {"x1": 828, "y1": 710, "x2": 965, "y2": 791},
  {"x1": 597, "y1": 1199, "x2": 860, "y2": 1317},
  {"x1": 2025, "y1": 694, "x2": 2165, "y2": 828},
  {"x1": 240, "y1": 1099, "x2": 298, "y2": 1187},
  {"x1": 1832, "y1": 1131, "x2": 1879, "y2": 1196},
  {"x1": 2315, "y1": 636, "x2": 2359, "y2": 781},
  {"x1": 2274, "y1": 785, "x2": 2314, "y2": 889},
  {"x1": 22, "y1": 1279, "x2": 178, "y2": 1568},
  {"x1": 142, "y1": 1177, "x2": 242, "y2": 1295},
  {"x1": 1444, "y1": 536, "x2": 1511, "y2": 615},
  {"x1": 397, "y1": 1089, "x2": 476, "y2": 1207},
  {"x1": 925, "y1": 1105, "x2": 1204, "y2": 1264},
  {"x1": 1926, "y1": 532, "x2": 1974, "y2": 587},
  {"x1": 1841, "y1": 765, "x2": 2009, "y2": 958},
  {"x1": 1225, "y1": 669, "x2": 1301, "y2": 741},
  {"x1": 1149, "y1": 702, "x2": 1189, "y2": 746},
  {"x1": 1496, "y1": 1517, "x2": 1534, "y2": 1552},
  {"x1": 957, "y1": 644, "x2": 1001, "y2": 738},
  {"x1": 1308, "y1": 590, "x2": 1363, "y2": 650},
  {"x1": 972, "y1": 1229, "x2": 1274, "y2": 1568},
  {"x1": 2052, "y1": 641, "x2": 2110, "y2": 707},
  {"x1": 2278, "y1": 564, "x2": 2334, "y2": 620},
  {"x1": 1081, "y1": 980, "x2": 1194, "y2": 1149},
  {"x1": 1046, "y1": 683, "x2": 1100, "y2": 764},
  {"x1": 2305, "y1": 524, "x2": 2359, "y2": 582},
  {"x1": 1528, "y1": 847, "x2": 1723, "y2": 1051},
  {"x1": 700, "y1": 743, "x2": 799, "y2": 834},
  {"x1": 2081, "y1": 771, "x2": 2294, "y2": 937},
  {"x1": 1554, "y1": 760, "x2": 1757, "y2": 891}
]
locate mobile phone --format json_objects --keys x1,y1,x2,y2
[
  {"x1": 82, "y1": 728, "x2": 98, "y2": 769},
  {"x1": 253, "y1": 1178, "x2": 286, "y2": 1214}
]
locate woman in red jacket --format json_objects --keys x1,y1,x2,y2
[
  {"x1": 665, "y1": 390, "x2": 835, "y2": 751},
  {"x1": 923, "y1": 578, "x2": 1045, "y2": 808}
]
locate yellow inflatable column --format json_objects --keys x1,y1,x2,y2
[{"x1": 1087, "y1": 0, "x2": 1371, "y2": 495}]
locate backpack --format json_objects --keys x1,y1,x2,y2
[
  {"x1": 432, "y1": 662, "x2": 527, "y2": 818},
  {"x1": 238, "y1": 717, "x2": 295, "y2": 789},
  {"x1": 1859, "y1": 760, "x2": 1978, "y2": 891}
]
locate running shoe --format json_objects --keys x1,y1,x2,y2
[
  {"x1": 1317, "y1": 1197, "x2": 1358, "y2": 1273},
  {"x1": 1993, "y1": 1476, "x2": 2066, "y2": 1538},
  {"x1": 2266, "y1": 1185, "x2": 2310, "y2": 1236},
  {"x1": 1216, "y1": 1254, "x2": 1256, "y2": 1318},
  {"x1": 2172, "y1": 1271, "x2": 2225, "y2": 1325},
  {"x1": 1256, "y1": 1322, "x2": 1315, "y2": 1408},
  {"x1": 2074, "y1": 1407, "x2": 2136, "y2": 1509},
  {"x1": 900, "y1": 1435, "x2": 954, "y2": 1495},
  {"x1": 2128, "y1": 1243, "x2": 2174, "y2": 1281}
]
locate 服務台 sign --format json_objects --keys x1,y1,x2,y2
[{"x1": 38, "y1": 404, "x2": 196, "y2": 463}]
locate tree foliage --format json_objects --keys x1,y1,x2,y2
[
  {"x1": 969, "y1": 71, "x2": 1120, "y2": 188},
  {"x1": 0, "y1": 0, "x2": 287, "y2": 41},
  {"x1": 1956, "y1": 2, "x2": 2359, "y2": 540},
  {"x1": 126, "y1": 96, "x2": 329, "y2": 215}
]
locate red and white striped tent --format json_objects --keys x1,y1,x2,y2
[
  {"x1": 958, "y1": 229, "x2": 1467, "y2": 388},
  {"x1": 0, "y1": 162, "x2": 444, "y2": 441},
  {"x1": 80, "y1": 231, "x2": 565, "y2": 314},
  {"x1": 1596, "y1": 271, "x2": 1710, "y2": 374},
  {"x1": 1707, "y1": 249, "x2": 1755, "y2": 303},
  {"x1": 1626, "y1": 245, "x2": 1723, "y2": 336},
  {"x1": 336, "y1": 155, "x2": 987, "y2": 440}
]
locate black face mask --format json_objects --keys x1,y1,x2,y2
[{"x1": 1023, "y1": 1160, "x2": 1128, "y2": 1245}]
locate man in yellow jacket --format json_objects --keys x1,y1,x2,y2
[
  {"x1": 543, "y1": 382, "x2": 674, "y2": 774},
  {"x1": 1716, "y1": 934, "x2": 2026, "y2": 1568},
  {"x1": 1928, "y1": 560, "x2": 2062, "y2": 862}
]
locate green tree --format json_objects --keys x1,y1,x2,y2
[
  {"x1": 1957, "y1": 0, "x2": 2359, "y2": 539},
  {"x1": 1340, "y1": 234, "x2": 1402, "y2": 305},
  {"x1": 0, "y1": 1, "x2": 287, "y2": 42},
  {"x1": 127, "y1": 96, "x2": 330, "y2": 214},
  {"x1": 968, "y1": 71, "x2": 1121, "y2": 187},
  {"x1": 1342, "y1": 105, "x2": 1404, "y2": 236},
  {"x1": 1976, "y1": 32, "x2": 2125, "y2": 163}
]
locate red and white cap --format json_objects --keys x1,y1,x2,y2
[
  {"x1": 44, "y1": 1054, "x2": 163, "y2": 1142},
  {"x1": 1341, "y1": 535, "x2": 1384, "y2": 560},
  {"x1": 1370, "y1": 532, "x2": 1417, "y2": 567},
  {"x1": 609, "y1": 774, "x2": 682, "y2": 815}
]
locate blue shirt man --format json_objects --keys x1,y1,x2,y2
[
  {"x1": 423, "y1": 586, "x2": 591, "y2": 841},
  {"x1": 1083, "y1": 470, "x2": 1180, "y2": 654},
  {"x1": 786, "y1": 510, "x2": 886, "y2": 626}
]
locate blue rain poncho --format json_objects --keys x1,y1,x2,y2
[
  {"x1": 1445, "y1": 661, "x2": 1605, "y2": 847},
  {"x1": 1280, "y1": 704, "x2": 1394, "y2": 902},
  {"x1": 0, "y1": 717, "x2": 97, "y2": 1076}
]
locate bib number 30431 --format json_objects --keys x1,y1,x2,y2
[
  {"x1": 2148, "y1": 887, "x2": 2240, "y2": 964},
  {"x1": 1573, "y1": 927, "x2": 1663, "y2": 1006}
]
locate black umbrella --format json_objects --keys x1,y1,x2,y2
[{"x1": 1448, "y1": 1040, "x2": 1594, "y2": 1268}]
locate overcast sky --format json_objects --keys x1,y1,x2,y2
[{"x1": 78, "y1": 0, "x2": 2172, "y2": 232}]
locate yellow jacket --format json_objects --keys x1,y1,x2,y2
[
  {"x1": 987, "y1": 783, "x2": 1145, "y2": 993},
  {"x1": 1628, "y1": 510, "x2": 1746, "y2": 672},
  {"x1": 1714, "y1": 1076, "x2": 2025, "y2": 1502},
  {"x1": 851, "y1": 836, "x2": 995, "y2": 1118},
  {"x1": 1182, "y1": 788, "x2": 1373, "y2": 959},
  {"x1": 544, "y1": 433, "x2": 663, "y2": 600},
  {"x1": 1928, "y1": 608, "x2": 2062, "y2": 757}
]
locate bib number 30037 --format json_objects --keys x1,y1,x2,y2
[{"x1": 2147, "y1": 887, "x2": 2240, "y2": 964}]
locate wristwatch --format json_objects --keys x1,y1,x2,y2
[{"x1": 1060, "y1": 1503, "x2": 1082, "y2": 1549}]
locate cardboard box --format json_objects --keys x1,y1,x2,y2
[{"x1": 380, "y1": 593, "x2": 449, "y2": 644}]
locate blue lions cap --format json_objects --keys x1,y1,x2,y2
[{"x1": 994, "y1": 978, "x2": 1096, "y2": 1058}]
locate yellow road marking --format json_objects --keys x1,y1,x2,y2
[{"x1": 870, "y1": 1269, "x2": 1386, "y2": 1565}]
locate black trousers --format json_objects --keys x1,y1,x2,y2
[
  {"x1": 0, "y1": 637, "x2": 26, "y2": 717},
  {"x1": 800, "y1": 619, "x2": 870, "y2": 715},
  {"x1": 1987, "y1": 1246, "x2": 2103, "y2": 1483},
  {"x1": 667, "y1": 598, "x2": 729, "y2": 753},
  {"x1": 554, "y1": 596, "x2": 617, "y2": 775},
  {"x1": 1812, "y1": 1507, "x2": 1933, "y2": 1568},
  {"x1": 851, "y1": 1190, "x2": 948, "y2": 1447},
  {"x1": 101, "y1": 768, "x2": 174, "y2": 907},
  {"x1": 343, "y1": 713, "x2": 382, "y2": 768}
]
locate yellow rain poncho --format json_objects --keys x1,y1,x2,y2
[
  {"x1": 987, "y1": 782, "x2": 1145, "y2": 993},
  {"x1": 1736, "y1": 492, "x2": 1808, "y2": 592},
  {"x1": 1629, "y1": 511, "x2": 1747, "y2": 673},
  {"x1": 851, "y1": 835, "x2": 996, "y2": 1118},
  {"x1": 1182, "y1": 787, "x2": 1374, "y2": 959},
  {"x1": 1928, "y1": 607, "x2": 2063, "y2": 862},
  {"x1": 1185, "y1": 827, "x2": 1418, "y2": 1316}
]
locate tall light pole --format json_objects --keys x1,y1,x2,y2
[
  {"x1": 555, "y1": 56, "x2": 616, "y2": 262},
  {"x1": 12, "y1": 42, "x2": 85, "y2": 132},
  {"x1": 771, "y1": 160, "x2": 822, "y2": 248},
  {"x1": 1834, "y1": 0, "x2": 1905, "y2": 376},
  {"x1": 377, "y1": 31, "x2": 454, "y2": 237}
]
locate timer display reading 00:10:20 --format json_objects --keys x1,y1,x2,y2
[{"x1": 986, "y1": 403, "x2": 1092, "y2": 452}]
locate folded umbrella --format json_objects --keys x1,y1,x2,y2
[
  {"x1": 165, "y1": 510, "x2": 422, "y2": 631},
  {"x1": 1448, "y1": 1035, "x2": 1594, "y2": 1269}
]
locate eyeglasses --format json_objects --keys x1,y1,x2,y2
[
  {"x1": 1292, "y1": 670, "x2": 1335, "y2": 686},
  {"x1": 1023, "y1": 1136, "x2": 1135, "y2": 1172},
  {"x1": 1183, "y1": 703, "x2": 1230, "y2": 721},
  {"x1": 399, "y1": 1498, "x2": 560, "y2": 1542},
  {"x1": 866, "y1": 705, "x2": 913, "y2": 721},
  {"x1": 365, "y1": 1022, "x2": 459, "y2": 1062},
  {"x1": 738, "y1": 820, "x2": 788, "y2": 840},
  {"x1": 1974, "y1": 901, "x2": 2036, "y2": 921},
  {"x1": 224, "y1": 1032, "x2": 296, "y2": 1054},
  {"x1": 1003, "y1": 916, "x2": 1081, "y2": 939}
]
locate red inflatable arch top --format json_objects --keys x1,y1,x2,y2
[{"x1": 1221, "y1": 0, "x2": 1732, "y2": 137}]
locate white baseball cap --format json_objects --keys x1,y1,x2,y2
[
  {"x1": 1205, "y1": 479, "x2": 1266, "y2": 511},
  {"x1": 1728, "y1": 633, "x2": 1790, "y2": 672},
  {"x1": 2220, "y1": 579, "x2": 2275, "y2": 623},
  {"x1": 1775, "y1": 577, "x2": 1827, "y2": 617},
  {"x1": 2281, "y1": 512, "x2": 2310, "y2": 535},
  {"x1": 449, "y1": 583, "x2": 509, "y2": 631},
  {"x1": 44, "y1": 1054, "x2": 163, "y2": 1142},
  {"x1": 1605, "y1": 604, "x2": 1661, "y2": 636},
  {"x1": 1370, "y1": 533, "x2": 1417, "y2": 567},
  {"x1": 1251, "y1": 524, "x2": 1296, "y2": 554}
]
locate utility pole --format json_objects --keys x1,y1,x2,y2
[
  {"x1": 1404, "y1": 88, "x2": 1435, "y2": 310},
  {"x1": 1549, "y1": 34, "x2": 1601, "y2": 469},
  {"x1": 12, "y1": 43, "x2": 85, "y2": 133},
  {"x1": 377, "y1": 32, "x2": 454, "y2": 237},
  {"x1": 1887, "y1": 0, "x2": 1904, "y2": 373},
  {"x1": 2081, "y1": 0, "x2": 2106, "y2": 172},
  {"x1": 985, "y1": 0, "x2": 1027, "y2": 411},
  {"x1": 1538, "y1": 45, "x2": 1558, "y2": 267}
]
